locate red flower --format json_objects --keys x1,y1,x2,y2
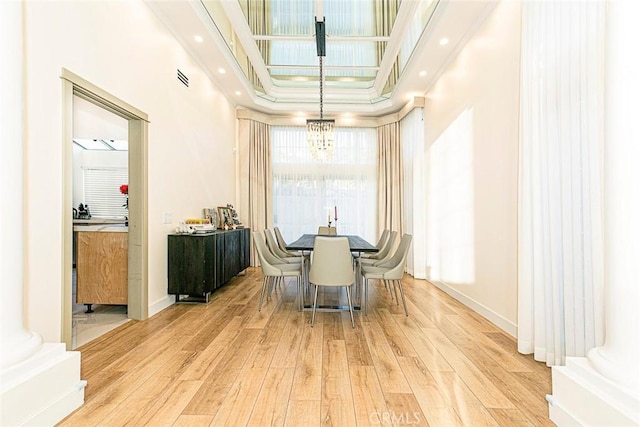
[{"x1": 119, "y1": 184, "x2": 129, "y2": 195}]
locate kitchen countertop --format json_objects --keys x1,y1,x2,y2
[
  {"x1": 73, "y1": 218, "x2": 126, "y2": 225},
  {"x1": 74, "y1": 224, "x2": 128, "y2": 232}
]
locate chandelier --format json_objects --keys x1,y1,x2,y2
[{"x1": 307, "y1": 18, "x2": 335, "y2": 161}]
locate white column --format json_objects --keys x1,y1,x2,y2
[
  {"x1": 0, "y1": 0, "x2": 43, "y2": 371},
  {"x1": 1, "y1": 3, "x2": 85, "y2": 425},
  {"x1": 587, "y1": 0, "x2": 640, "y2": 393},
  {"x1": 548, "y1": 1, "x2": 640, "y2": 424}
]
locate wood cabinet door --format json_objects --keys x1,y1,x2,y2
[
  {"x1": 223, "y1": 230, "x2": 241, "y2": 284},
  {"x1": 77, "y1": 232, "x2": 128, "y2": 304}
]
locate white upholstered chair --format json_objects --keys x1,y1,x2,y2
[
  {"x1": 274, "y1": 226, "x2": 301, "y2": 257},
  {"x1": 308, "y1": 236, "x2": 356, "y2": 328},
  {"x1": 264, "y1": 229, "x2": 303, "y2": 264},
  {"x1": 361, "y1": 229, "x2": 389, "y2": 259},
  {"x1": 317, "y1": 226, "x2": 337, "y2": 235},
  {"x1": 361, "y1": 234, "x2": 413, "y2": 316},
  {"x1": 252, "y1": 231, "x2": 303, "y2": 311}
]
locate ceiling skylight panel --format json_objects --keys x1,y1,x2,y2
[
  {"x1": 268, "y1": 0, "x2": 314, "y2": 35},
  {"x1": 324, "y1": 41, "x2": 378, "y2": 67},
  {"x1": 269, "y1": 40, "x2": 318, "y2": 67},
  {"x1": 324, "y1": 0, "x2": 376, "y2": 36}
]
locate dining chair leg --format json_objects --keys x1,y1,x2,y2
[
  {"x1": 386, "y1": 280, "x2": 394, "y2": 300},
  {"x1": 345, "y1": 285, "x2": 355, "y2": 328},
  {"x1": 311, "y1": 285, "x2": 319, "y2": 327},
  {"x1": 397, "y1": 280, "x2": 409, "y2": 316},
  {"x1": 271, "y1": 277, "x2": 276, "y2": 296},
  {"x1": 364, "y1": 278, "x2": 369, "y2": 316},
  {"x1": 259, "y1": 276, "x2": 268, "y2": 311},
  {"x1": 393, "y1": 280, "x2": 400, "y2": 305}
]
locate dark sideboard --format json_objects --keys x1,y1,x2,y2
[{"x1": 168, "y1": 228, "x2": 250, "y2": 302}]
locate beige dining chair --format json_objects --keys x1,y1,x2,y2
[
  {"x1": 317, "y1": 226, "x2": 337, "y2": 235},
  {"x1": 265, "y1": 228, "x2": 307, "y2": 287},
  {"x1": 274, "y1": 226, "x2": 301, "y2": 257},
  {"x1": 252, "y1": 231, "x2": 303, "y2": 311},
  {"x1": 308, "y1": 236, "x2": 356, "y2": 328},
  {"x1": 361, "y1": 234, "x2": 413, "y2": 316},
  {"x1": 357, "y1": 231, "x2": 398, "y2": 287},
  {"x1": 264, "y1": 229, "x2": 303, "y2": 264},
  {"x1": 361, "y1": 229, "x2": 389, "y2": 258}
]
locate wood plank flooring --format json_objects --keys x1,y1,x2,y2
[{"x1": 58, "y1": 268, "x2": 552, "y2": 426}]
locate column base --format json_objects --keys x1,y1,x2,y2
[
  {"x1": 547, "y1": 357, "x2": 640, "y2": 426},
  {"x1": 1, "y1": 343, "x2": 86, "y2": 426}
]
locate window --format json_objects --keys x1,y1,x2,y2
[
  {"x1": 83, "y1": 167, "x2": 128, "y2": 219},
  {"x1": 271, "y1": 126, "x2": 377, "y2": 242}
]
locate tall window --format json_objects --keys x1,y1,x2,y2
[{"x1": 271, "y1": 126, "x2": 377, "y2": 242}]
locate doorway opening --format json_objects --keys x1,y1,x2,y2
[{"x1": 61, "y1": 68, "x2": 149, "y2": 349}]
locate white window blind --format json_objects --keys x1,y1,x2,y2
[{"x1": 83, "y1": 167, "x2": 128, "y2": 219}]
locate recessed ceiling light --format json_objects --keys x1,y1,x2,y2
[
  {"x1": 419, "y1": 70, "x2": 427, "y2": 77},
  {"x1": 194, "y1": 35, "x2": 203, "y2": 43},
  {"x1": 218, "y1": 68, "x2": 226, "y2": 74},
  {"x1": 439, "y1": 38, "x2": 449, "y2": 46},
  {"x1": 235, "y1": 91, "x2": 241, "y2": 96}
]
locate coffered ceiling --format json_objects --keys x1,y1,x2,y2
[{"x1": 146, "y1": 0, "x2": 497, "y2": 118}]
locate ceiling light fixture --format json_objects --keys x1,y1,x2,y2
[
  {"x1": 218, "y1": 68, "x2": 226, "y2": 74},
  {"x1": 439, "y1": 38, "x2": 449, "y2": 46},
  {"x1": 194, "y1": 35, "x2": 203, "y2": 43},
  {"x1": 307, "y1": 18, "x2": 334, "y2": 162},
  {"x1": 419, "y1": 70, "x2": 428, "y2": 77}
]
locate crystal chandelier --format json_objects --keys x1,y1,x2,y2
[{"x1": 307, "y1": 18, "x2": 334, "y2": 161}]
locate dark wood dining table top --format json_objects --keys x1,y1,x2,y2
[{"x1": 286, "y1": 234, "x2": 378, "y2": 253}]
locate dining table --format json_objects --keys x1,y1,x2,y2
[{"x1": 286, "y1": 233, "x2": 378, "y2": 310}]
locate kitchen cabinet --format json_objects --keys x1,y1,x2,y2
[
  {"x1": 76, "y1": 229, "x2": 128, "y2": 310},
  {"x1": 167, "y1": 228, "x2": 250, "y2": 302}
]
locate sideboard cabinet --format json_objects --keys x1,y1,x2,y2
[{"x1": 168, "y1": 228, "x2": 250, "y2": 302}]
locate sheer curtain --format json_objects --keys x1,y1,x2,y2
[
  {"x1": 271, "y1": 126, "x2": 377, "y2": 243},
  {"x1": 377, "y1": 122, "x2": 403, "y2": 238},
  {"x1": 518, "y1": 1, "x2": 605, "y2": 365},
  {"x1": 401, "y1": 108, "x2": 426, "y2": 278}
]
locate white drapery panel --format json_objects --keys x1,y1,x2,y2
[
  {"x1": 377, "y1": 122, "x2": 403, "y2": 239},
  {"x1": 238, "y1": 119, "x2": 272, "y2": 266},
  {"x1": 401, "y1": 108, "x2": 426, "y2": 278},
  {"x1": 271, "y1": 126, "x2": 377, "y2": 243},
  {"x1": 518, "y1": 1, "x2": 605, "y2": 365}
]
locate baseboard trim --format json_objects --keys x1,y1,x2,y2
[
  {"x1": 148, "y1": 294, "x2": 175, "y2": 317},
  {"x1": 428, "y1": 280, "x2": 517, "y2": 337},
  {"x1": 1, "y1": 344, "x2": 84, "y2": 426},
  {"x1": 549, "y1": 357, "x2": 640, "y2": 425}
]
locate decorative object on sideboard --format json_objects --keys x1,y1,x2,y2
[
  {"x1": 226, "y1": 204, "x2": 243, "y2": 228},
  {"x1": 217, "y1": 206, "x2": 233, "y2": 230},
  {"x1": 203, "y1": 208, "x2": 218, "y2": 228}
]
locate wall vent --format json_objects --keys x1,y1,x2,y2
[{"x1": 177, "y1": 69, "x2": 189, "y2": 87}]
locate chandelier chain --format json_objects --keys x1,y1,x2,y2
[{"x1": 320, "y1": 56, "x2": 324, "y2": 120}]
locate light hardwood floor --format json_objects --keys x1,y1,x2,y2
[{"x1": 58, "y1": 267, "x2": 552, "y2": 426}]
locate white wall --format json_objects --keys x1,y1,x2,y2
[
  {"x1": 423, "y1": 1, "x2": 521, "y2": 333},
  {"x1": 24, "y1": 0, "x2": 236, "y2": 340}
]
